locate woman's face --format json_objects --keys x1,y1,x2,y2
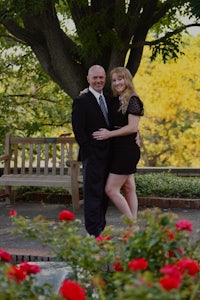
[{"x1": 111, "y1": 73, "x2": 126, "y2": 95}]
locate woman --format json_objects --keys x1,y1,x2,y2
[{"x1": 93, "y1": 67, "x2": 144, "y2": 220}]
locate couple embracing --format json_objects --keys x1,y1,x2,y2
[{"x1": 72, "y1": 65, "x2": 144, "y2": 237}]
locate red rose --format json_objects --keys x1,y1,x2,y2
[
  {"x1": 59, "y1": 280, "x2": 86, "y2": 300},
  {"x1": 128, "y1": 258, "x2": 148, "y2": 272},
  {"x1": 7, "y1": 266, "x2": 27, "y2": 283},
  {"x1": 114, "y1": 262, "x2": 124, "y2": 272},
  {"x1": 168, "y1": 232, "x2": 175, "y2": 240},
  {"x1": 160, "y1": 264, "x2": 182, "y2": 280},
  {"x1": 0, "y1": 249, "x2": 12, "y2": 262},
  {"x1": 20, "y1": 261, "x2": 41, "y2": 274},
  {"x1": 9, "y1": 210, "x2": 17, "y2": 217},
  {"x1": 114, "y1": 257, "x2": 124, "y2": 272},
  {"x1": 168, "y1": 247, "x2": 183, "y2": 258},
  {"x1": 176, "y1": 258, "x2": 200, "y2": 276},
  {"x1": 96, "y1": 235, "x2": 111, "y2": 242},
  {"x1": 168, "y1": 248, "x2": 184, "y2": 257},
  {"x1": 122, "y1": 230, "x2": 134, "y2": 243},
  {"x1": 58, "y1": 210, "x2": 75, "y2": 221},
  {"x1": 159, "y1": 276, "x2": 182, "y2": 291},
  {"x1": 175, "y1": 219, "x2": 192, "y2": 231}
]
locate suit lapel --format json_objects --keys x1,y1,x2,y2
[{"x1": 88, "y1": 91, "x2": 102, "y2": 113}]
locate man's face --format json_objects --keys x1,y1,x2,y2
[{"x1": 87, "y1": 66, "x2": 106, "y2": 93}]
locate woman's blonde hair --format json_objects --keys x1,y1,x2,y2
[{"x1": 110, "y1": 67, "x2": 137, "y2": 114}]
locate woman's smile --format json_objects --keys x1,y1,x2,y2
[{"x1": 112, "y1": 74, "x2": 126, "y2": 94}]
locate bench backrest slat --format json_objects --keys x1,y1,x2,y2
[
  {"x1": 52, "y1": 144, "x2": 57, "y2": 175},
  {"x1": 44, "y1": 144, "x2": 49, "y2": 175},
  {"x1": 21, "y1": 144, "x2": 26, "y2": 174},
  {"x1": 14, "y1": 144, "x2": 18, "y2": 174},
  {"x1": 29, "y1": 144, "x2": 33, "y2": 175},
  {"x1": 36, "y1": 145, "x2": 41, "y2": 175},
  {"x1": 4, "y1": 133, "x2": 11, "y2": 175},
  {"x1": 60, "y1": 144, "x2": 65, "y2": 176}
]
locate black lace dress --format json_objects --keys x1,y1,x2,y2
[{"x1": 109, "y1": 95, "x2": 144, "y2": 174}]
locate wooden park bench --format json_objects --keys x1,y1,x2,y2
[{"x1": 0, "y1": 134, "x2": 83, "y2": 212}]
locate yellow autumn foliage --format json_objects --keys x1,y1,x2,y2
[{"x1": 134, "y1": 35, "x2": 200, "y2": 167}]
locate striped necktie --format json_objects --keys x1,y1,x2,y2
[{"x1": 99, "y1": 95, "x2": 109, "y2": 126}]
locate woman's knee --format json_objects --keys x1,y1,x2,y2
[
  {"x1": 105, "y1": 184, "x2": 112, "y2": 197},
  {"x1": 105, "y1": 174, "x2": 126, "y2": 197},
  {"x1": 105, "y1": 183, "x2": 118, "y2": 198}
]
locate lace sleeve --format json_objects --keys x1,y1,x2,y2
[{"x1": 127, "y1": 96, "x2": 144, "y2": 116}]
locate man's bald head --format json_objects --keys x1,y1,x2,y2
[{"x1": 87, "y1": 65, "x2": 106, "y2": 93}]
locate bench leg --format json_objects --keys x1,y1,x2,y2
[
  {"x1": 0, "y1": 193, "x2": 10, "y2": 205},
  {"x1": 5, "y1": 186, "x2": 13, "y2": 204}
]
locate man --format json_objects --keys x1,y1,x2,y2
[{"x1": 72, "y1": 65, "x2": 110, "y2": 237}]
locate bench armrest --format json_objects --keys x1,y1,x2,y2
[
  {"x1": 66, "y1": 160, "x2": 81, "y2": 167},
  {"x1": 0, "y1": 154, "x2": 9, "y2": 162}
]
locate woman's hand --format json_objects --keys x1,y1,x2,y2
[
  {"x1": 136, "y1": 131, "x2": 140, "y2": 147},
  {"x1": 79, "y1": 87, "x2": 89, "y2": 95},
  {"x1": 92, "y1": 128, "x2": 111, "y2": 140}
]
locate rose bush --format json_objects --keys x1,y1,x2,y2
[{"x1": 0, "y1": 208, "x2": 199, "y2": 299}]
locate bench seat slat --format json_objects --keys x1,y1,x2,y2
[
  {"x1": 0, "y1": 174, "x2": 72, "y2": 188},
  {"x1": 0, "y1": 174, "x2": 83, "y2": 186}
]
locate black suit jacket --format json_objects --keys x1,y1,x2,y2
[{"x1": 72, "y1": 91, "x2": 111, "y2": 161}]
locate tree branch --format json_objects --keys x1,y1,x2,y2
[
  {"x1": 3, "y1": 94, "x2": 64, "y2": 104},
  {"x1": 144, "y1": 23, "x2": 200, "y2": 47},
  {"x1": 0, "y1": 33, "x2": 27, "y2": 45},
  {"x1": 127, "y1": 23, "x2": 200, "y2": 50}
]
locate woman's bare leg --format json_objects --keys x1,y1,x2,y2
[
  {"x1": 105, "y1": 173, "x2": 134, "y2": 219},
  {"x1": 122, "y1": 175, "x2": 138, "y2": 219}
]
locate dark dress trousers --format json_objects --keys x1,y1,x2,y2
[{"x1": 72, "y1": 91, "x2": 111, "y2": 237}]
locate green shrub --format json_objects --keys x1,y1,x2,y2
[{"x1": 135, "y1": 173, "x2": 200, "y2": 198}]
